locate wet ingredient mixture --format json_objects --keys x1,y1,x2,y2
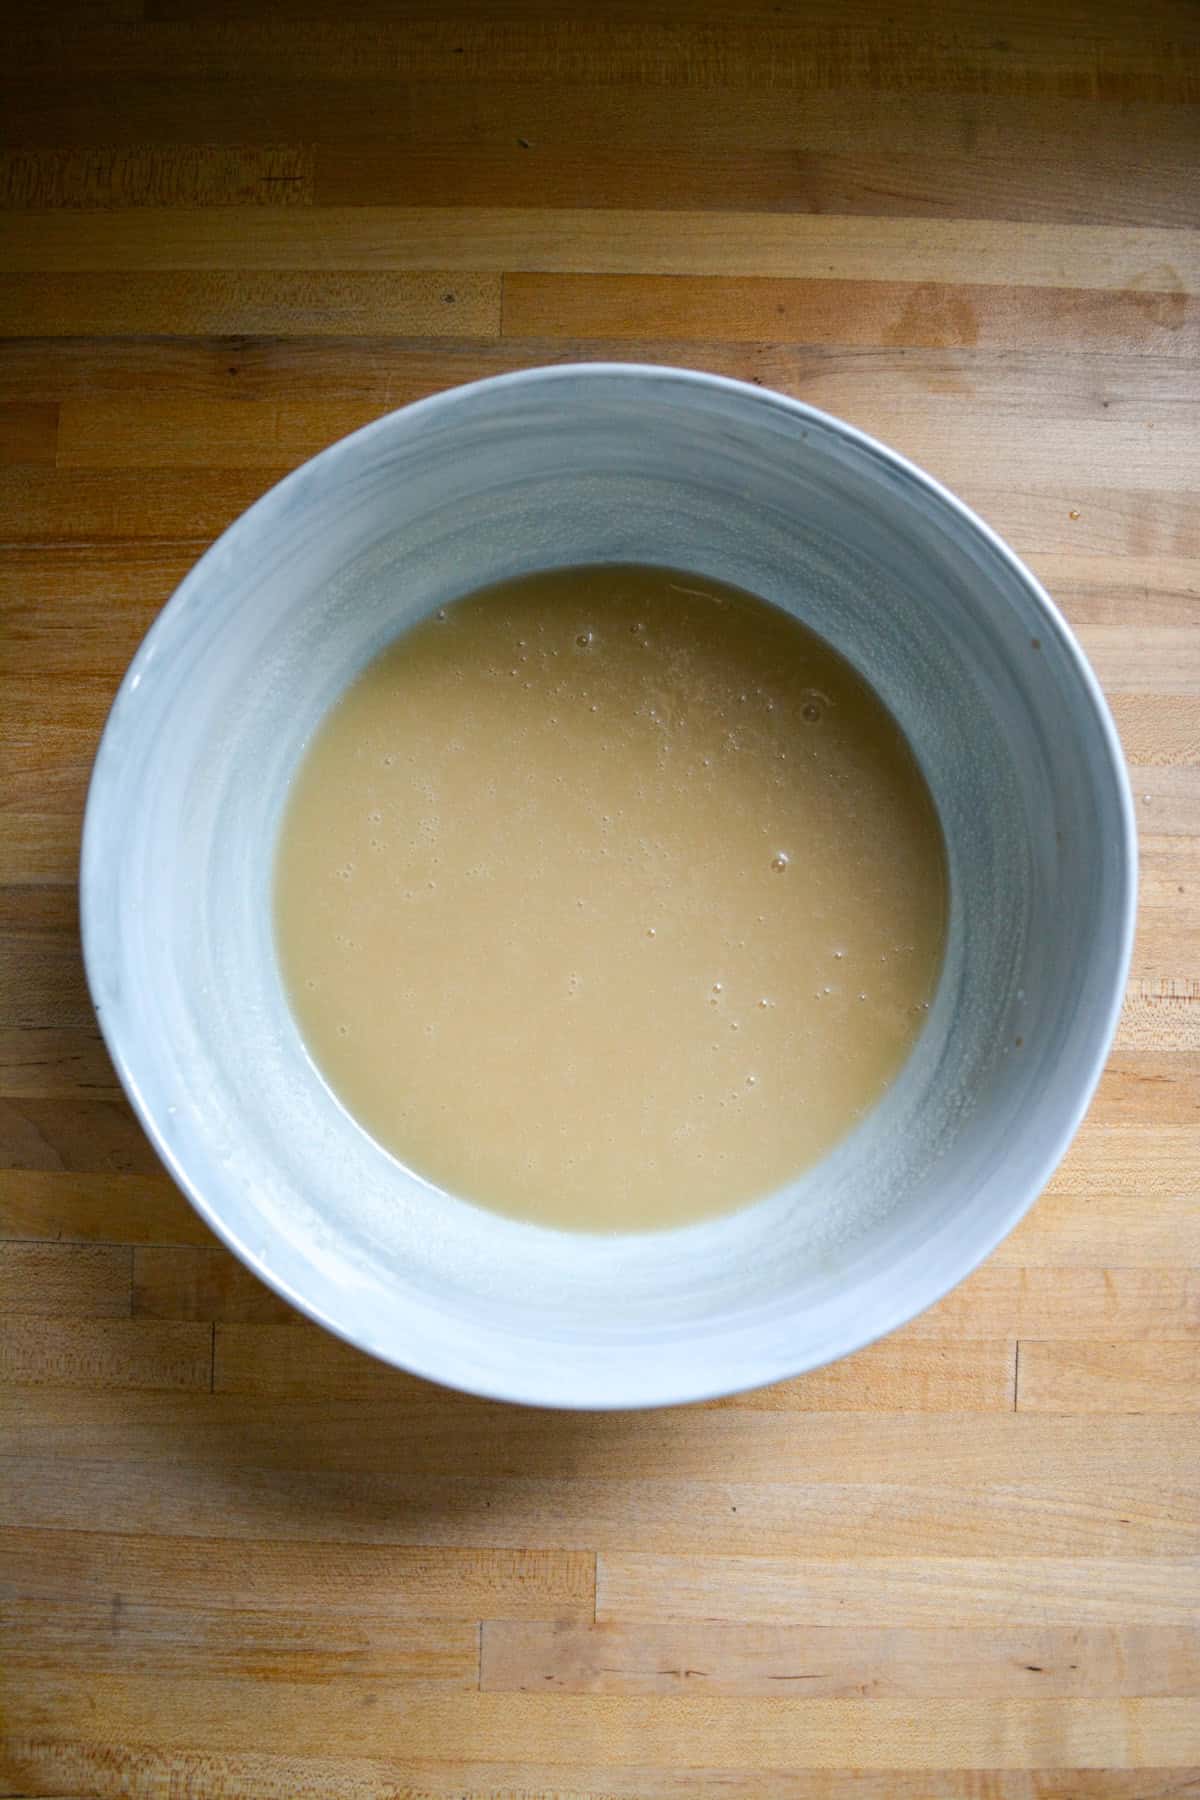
[{"x1": 275, "y1": 563, "x2": 946, "y2": 1231}]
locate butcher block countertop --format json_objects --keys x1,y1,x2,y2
[{"x1": 1, "y1": 4, "x2": 1198, "y2": 1796}]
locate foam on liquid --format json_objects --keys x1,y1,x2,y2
[{"x1": 275, "y1": 563, "x2": 946, "y2": 1232}]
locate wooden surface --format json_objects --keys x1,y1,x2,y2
[{"x1": 1, "y1": 3, "x2": 1198, "y2": 1796}]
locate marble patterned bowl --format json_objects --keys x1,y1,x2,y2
[{"x1": 81, "y1": 365, "x2": 1136, "y2": 1409}]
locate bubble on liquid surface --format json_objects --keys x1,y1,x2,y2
[{"x1": 771, "y1": 852, "x2": 789, "y2": 873}]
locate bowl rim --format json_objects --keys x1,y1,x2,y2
[{"x1": 80, "y1": 361, "x2": 1138, "y2": 1410}]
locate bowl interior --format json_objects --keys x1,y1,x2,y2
[{"x1": 82, "y1": 367, "x2": 1133, "y2": 1407}]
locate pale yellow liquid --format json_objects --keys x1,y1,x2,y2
[{"x1": 275, "y1": 564, "x2": 946, "y2": 1232}]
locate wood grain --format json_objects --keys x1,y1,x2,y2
[
  {"x1": 4, "y1": 1677, "x2": 1198, "y2": 1769},
  {"x1": 0, "y1": 1316, "x2": 212, "y2": 1390},
  {"x1": 1, "y1": 1749, "x2": 1197, "y2": 1800},
  {"x1": 0, "y1": 1242, "x2": 130, "y2": 1317},
  {"x1": 596, "y1": 1554, "x2": 1200, "y2": 1628},
  {"x1": 0, "y1": 815, "x2": 85, "y2": 885},
  {"x1": 6, "y1": 1453, "x2": 1196, "y2": 1559},
  {"x1": 504, "y1": 273, "x2": 1200, "y2": 355},
  {"x1": 2, "y1": 1597, "x2": 480, "y2": 1685},
  {"x1": 3, "y1": 13, "x2": 1198, "y2": 105},
  {"x1": 481, "y1": 1620, "x2": 1200, "y2": 1698},
  {"x1": 0, "y1": 5, "x2": 1196, "y2": 1794},
  {"x1": 312, "y1": 140, "x2": 1199, "y2": 227},
  {"x1": 0, "y1": 144, "x2": 315, "y2": 210},
  {"x1": 133, "y1": 1245, "x2": 299, "y2": 1324},
  {"x1": 0, "y1": 1167, "x2": 214, "y2": 1245},
  {"x1": 994, "y1": 1188, "x2": 1200, "y2": 1267},
  {"x1": 301, "y1": 84, "x2": 1195, "y2": 170},
  {"x1": 0, "y1": 271, "x2": 502, "y2": 338},
  {"x1": 5, "y1": 208, "x2": 1198, "y2": 287},
  {"x1": 4, "y1": 1388, "x2": 1197, "y2": 1485},
  {"x1": 2, "y1": 1754, "x2": 1199, "y2": 1800},
  {"x1": 0, "y1": 1528, "x2": 596, "y2": 1621},
  {"x1": 0, "y1": 1025, "x2": 122, "y2": 1096},
  {"x1": 1018, "y1": 1341, "x2": 1200, "y2": 1413},
  {"x1": 0, "y1": 402, "x2": 58, "y2": 463}
]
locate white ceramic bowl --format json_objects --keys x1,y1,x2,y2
[{"x1": 82, "y1": 365, "x2": 1135, "y2": 1409}]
